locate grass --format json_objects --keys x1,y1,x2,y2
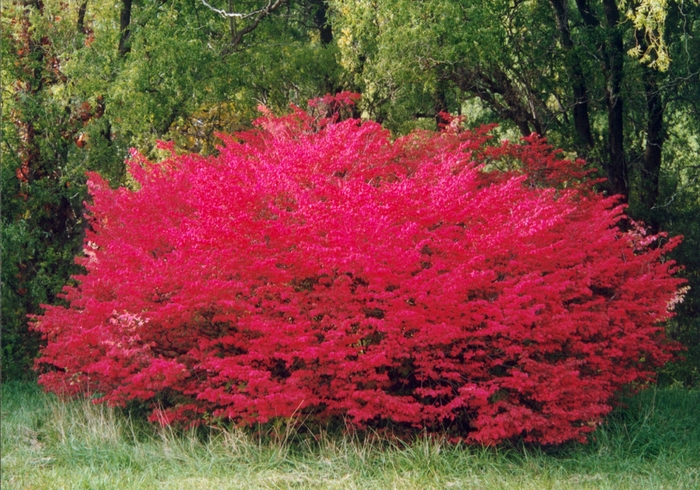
[{"x1": 2, "y1": 382, "x2": 699, "y2": 489}]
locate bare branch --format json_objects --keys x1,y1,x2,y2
[
  {"x1": 199, "y1": 0, "x2": 286, "y2": 20},
  {"x1": 199, "y1": 0, "x2": 289, "y2": 49},
  {"x1": 199, "y1": 0, "x2": 252, "y2": 19}
]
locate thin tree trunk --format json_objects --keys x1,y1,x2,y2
[
  {"x1": 118, "y1": 0, "x2": 133, "y2": 57},
  {"x1": 434, "y1": 81, "x2": 450, "y2": 128},
  {"x1": 602, "y1": 0, "x2": 627, "y2": 197},
  {"x1": 640, "y1": 68, "x2": 663, "y2": 227},
  {"x1": 228, "y1": 0, "x2": 237, "y2": 44},
  {"x1": 77, "y1": 0, "x2": 88, "y2": 33},
  {"x1": 549, "y1": 0, "x2": 594, "y2": 148}
]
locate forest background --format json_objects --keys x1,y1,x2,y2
[{"x1": 2, "y1": 0, "x2": 700, "y2": 385}]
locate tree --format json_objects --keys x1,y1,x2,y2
[
  {"x1": 330, "y1": 0, "x2": 699, "y2": 206},
  {"x1": 1, "y1": 0, "x2": 106, "y2": 380},
  {"x1": 1, "y1": 0, "x2": 341, "y2": 381},
  {"x1": 329, "y1": 0, "x2": 700, "y2": 383},
  {"x1": 33, "y1": 96, "x2": 683, "y2": 444}
]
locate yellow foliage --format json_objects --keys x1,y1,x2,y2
[{"x1": 624, "y1": 0, "x2": 674, "y2": 71}]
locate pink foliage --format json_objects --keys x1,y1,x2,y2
[{"x1": 33, "y1": 95, "x2": 683, "y2": 444}]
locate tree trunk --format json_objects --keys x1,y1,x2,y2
[
  {"x1": 602, "y1": 0, "x2": 627, "y2": 197},
  {"x1": 228, "y1": 0, "x2": 235, "y2": 43},
  {"x1": 549, "y1": 0, "x2": 594, "y2": 148},
  {"x1": 77, "y1": 0, "x2": 88, "y2": 33},
  {"x1": 312, "y1": 0, "x2": 333, "y2": 44},
  {"x1": 434, "y1": 81, "x2": 450, "y2": 128},
  {"x1": 118, "y1": 0, "x2": 133, "y2": 57},
  {"x1": 640, "y1": 66, "x2": 664, "y2": 227}
]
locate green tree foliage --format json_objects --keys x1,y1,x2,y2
[
  {"x1": 2, "y1": 0, "x2": 93, "y2": 381},
  {"x1": 330, "y1": 0, "x2": 699, "y2": 199},
  {"x1": 330, "y1": 0, "x2": 700, "y2": 383},
  {"x1": 1, "y1": 0, "x2": 341, "y2": 381}
]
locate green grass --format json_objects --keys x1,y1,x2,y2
[{"x1": 2, "y1": 382, "x2": 699, "y2": 489}]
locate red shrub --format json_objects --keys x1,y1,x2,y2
[{"x1": 33, "y1": 95, "x2": 684, "y2": 444}]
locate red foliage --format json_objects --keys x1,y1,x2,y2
[{"x1": 33, "y1": 95, "x2": 684, "y2": 444}]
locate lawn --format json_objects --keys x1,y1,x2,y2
[{"x1": 2, "y1": 382, "x2": 699, "y2": 489}]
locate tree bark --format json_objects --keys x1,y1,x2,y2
[
  {"x1": 602, "y1": 0, "x2": 627, "y2": 197},
  {"x1": 228, "y1": 0, "x2": 237, "y2": 44},
  {"x1": 15, "y1": 0, "x2": 45, "y2": 183},
  {"x1": 434, "y1": 81, "x2": 450, "y2": 128},
  {"x1": 312, "y1": 0, "x2": 333, "y2": 44},
  {"x1": 77, "y1": 0, "x2": 88, "y2": 33},
  {"x1": 549, "y1": 0, "x2": 594, "y2": 148},
  {"x1": 640, "y1": 67, "x2": 664, "y2": 226},
  {"x1": 118, "y1": 0, "x2": 133, "y2": 57}
]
